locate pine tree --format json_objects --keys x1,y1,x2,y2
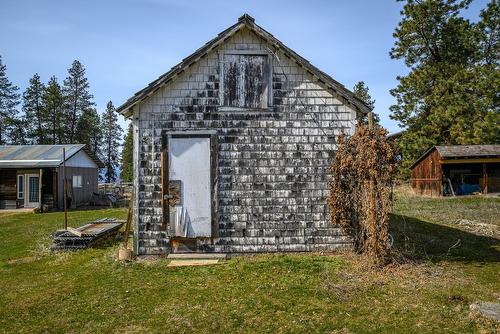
[
  {"x1": 76, "y1": 108, "x2": 102, "y2": 159},
  {"x1": 7, "y1": 116, "x2": 28, "y2": 145},
  {"x1": 120, "y1": 123, "x2": 133, "y2": 182},
  {"x1": 62, "y1": 60, "x2": 94, "y2": 143},
  {"x1": 23, "y1": 74, "x2": 46, "y2": 144},
  {"x1": 352, "y1": 81, "x2": 379, "y2": 124},
  {"x1": 101, "y1": 101, "x2": 123, "y2": 183},
  {"x1": 0, "y1": 55, "x2": 20, "y2": 144},
  {"x1": 43, "y1": 76, "x2": 64, "y2": 144},
  {"x1": 389, "y1": 0, "x2": 499, "y2": 177}
]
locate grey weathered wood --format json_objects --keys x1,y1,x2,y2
[{"x1": 122, "y1": 21, "x2": 361, "y2": 255}]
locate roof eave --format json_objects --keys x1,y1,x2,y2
[{"x1": 117, "y1": 15, "x2": 372, "y2": 117}]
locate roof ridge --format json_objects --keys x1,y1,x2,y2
[{"x1": 117, "y1": 15, "x2": 372, "y2": 116}]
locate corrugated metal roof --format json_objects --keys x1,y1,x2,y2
[
  {"x1": 436, "y1": 145, "x2": 500, "y2": 158},
  {"x1": 0, "y1": 144, "x2": 89, "y2": 168}
]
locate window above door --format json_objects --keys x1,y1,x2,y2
[{"x1": 220, "y1": 51, "x2": 272, "y2": 110}]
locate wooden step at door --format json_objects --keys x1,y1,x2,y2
[
  {"x1": 167, "y1": 253, "x2": 228, "y2": 260},
  {"x1": 167, "y1": 259, "x2": 220, "y2": 267}
]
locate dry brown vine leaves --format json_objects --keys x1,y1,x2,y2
[{"x1": 328, "y1": 125, "x2": 397, "y2": 265}]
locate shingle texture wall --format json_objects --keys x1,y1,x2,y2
[{"x1": 133, "y1": 28, "x2": 356, "y2": 255}]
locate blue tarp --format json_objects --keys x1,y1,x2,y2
[{"x1": 457, "y1": 183, "x2": 481, "y2": 195}]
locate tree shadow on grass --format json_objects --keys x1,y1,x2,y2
[{"x1": 389, "y1": 213, "x2": 500, "y2": 263}]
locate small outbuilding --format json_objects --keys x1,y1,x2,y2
[
  {"x1": 410, "y1": 145, "x2": 500, "y2": 196},
  {"x1": 0, "y1": 145, "x2": 103, "y2": 210},
  {"x1": 117, "y1": 14, "x2": 371, "y2": 255}
]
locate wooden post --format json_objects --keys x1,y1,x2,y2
[
  {"x1": 63, "y1": 147, "x2": 67, "y2": 230},
  {"x1": 483, "y1": 163, "x2": 488, "y2": 194},
  {"x1": 368, "y1": 111, "x2": 374, "y2": 129},
  {"x1": 39, "y1": 169, "x2": 43, "y2": 211},
  {"x1": 161, "y1": 135, "x2": 170, "y2": 232},
  {"x1": 52, "y1": 169, "x2": 57, "y2": 209},
  {"x1": 123, "y1": 191, "x2": 133, "y2": 249}
]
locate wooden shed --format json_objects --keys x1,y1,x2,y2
[
  {"x1": 410, "y1": 145, "x2": 500, "y2": 196},
  {"x1": 117, "y1": 14, "x2": 372, "y2": 255},
  {"x1": 0, "y1": 145, "x2": 103, "y2": 210}
]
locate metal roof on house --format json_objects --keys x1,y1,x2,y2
[
  {"x1": 117, "y1": 14, "x2": 372, "y2": 117},
  {"x1": 410, "y1": 145, "x2": 500, "y2": 169},
  {"x1": 0, "y1": 144, "x2": 104, "y2": 168}
]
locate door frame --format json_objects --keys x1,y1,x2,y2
[
  {"x1": 25, "y1": 173, "x2": 40, "y2": 208},
  {"x1": 17, "y1": 174, "x2": 25, "y2": 208},
  {"x1": 161, "y1": 130, "x2": 218, "y2": 239}
]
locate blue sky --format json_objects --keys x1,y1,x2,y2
[{"x1": 0, "y1": 0, "x2": 490, "y2": 133}]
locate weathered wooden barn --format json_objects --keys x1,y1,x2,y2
[
  {"x1": 117, "y1": 14, "x2": 372, "y2": 255},
  {"x1": 0, "y1": 145, "x2": 103, "y2": 210},
  {"x1": 410, "y1": 145, "x2": 500, "y2": 196}
]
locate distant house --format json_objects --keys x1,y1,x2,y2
[
  {"x1": 0, "y1": 145, "x2": 103, "y2": 210},
  {"x1": 410, "y1": 145, "x2": 500, "y2": 196},
  {"x1": 117, "y1": 14, "x2": 371, "y2": 255}
]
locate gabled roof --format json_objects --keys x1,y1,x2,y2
[
  {"x1": 410, "y1": 145, "x2": 500, "y2": 169},
  {"x1": 0, "y1": 144, "x2": 104, "y2": 168},
  {"x1": 117, "y1": 14, "x2": 372, "y2": 117}
]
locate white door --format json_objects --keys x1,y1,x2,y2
[
  {"x1": 25, "y1": 174, "x2": 40, "y2": 208},
  {"x1": 169, "y1": 137, "x2": 211, "y2": 237}
]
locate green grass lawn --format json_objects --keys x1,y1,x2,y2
[{"x1": 0, "y1": 192, "x2": 499, "y2": 334}]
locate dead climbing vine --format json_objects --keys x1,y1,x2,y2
[{"x1": 328, "y1": 125, "x2": 397, "y2": 265}]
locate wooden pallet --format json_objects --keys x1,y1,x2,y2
[{"x1": 51, "y1": 218, "x2": 125, "y2": 250}]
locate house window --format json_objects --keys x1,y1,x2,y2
[
  {"x1": 221, "y1": 53, "x2": 270, "y2": 108},
  {"x1": 17, "y1": 175, "x2": 24, "y2": 199},
  {"x1": 72, "y1": 175, "x2": 82, "y2": 188}
]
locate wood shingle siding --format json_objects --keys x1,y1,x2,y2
[{"x1": 120, "y1": 16, "x2": 369, "y2": 255}]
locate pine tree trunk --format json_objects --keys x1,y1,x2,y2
[
  {"x1": 69, "y1": 83, "x2": 78, "y2": 143},
  {"x1": 52, "y1": 109, "x2": 56, "y2": 144}
]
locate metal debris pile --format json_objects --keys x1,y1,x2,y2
[{"x1": 51, "y1": 218, "x2": 125, "y2": 250}]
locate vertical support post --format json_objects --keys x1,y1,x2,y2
[
  {"x1": 63, "y1": 147, "x2": 67, "y2": 229},
  {"x1": 368, "y1": 111, "x2": 374, "y2": 129},
  {"x1": 52, "y1": 168, "x2": 57, "y2": 209},
  {"x1": 123, "y1": 191, "x2": 133, "y2": 249},
  {"x1": 483, "y1": 163, "x2": 488, "y2": 194},
  {"x1": 161, "y1": 135, "x2": 170, "y2": 233},
  {"x1": 39, "y1": 169, "x2": 43, "y2": 211}
]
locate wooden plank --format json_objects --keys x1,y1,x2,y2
[
  {"x1": 52, "y1": 169, "x2": 57, "y2": 209},
  {"x1": 210, "y1": 134, "x2": 218, "y2": 239},
  {"x1": 441, "y1": 158, "x2": 500, "y2": 164},
  {"x1": 483, "y1": 163, "x2": 488, "y2": 194},
  {"x1": 38, "y1": 169, "x2": 42, "y2": 211},
  {"x1": 122, "y1": 196, "x2": 133, "y2": 249},
  {"x1": 132, "y1": 111, "x2": 140, "y2": 254},
  {"x1": 167, "y1": 253, "x2": 227, "y2": 260},
  {"x1": 66, "y1": 227, "x2": 82, "y2": 237},
  {"x1": 167, "y1": 259, "x2": 219, "y2": 267},
  {"x1": 161, "y1": 135, "x2": 170, "y2": 233}
]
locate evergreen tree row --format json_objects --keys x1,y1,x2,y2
[{"x1": 0, "y1": 56, "x2": 123, "y2": 182}]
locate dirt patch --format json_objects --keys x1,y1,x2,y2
[
  {"x1": 0, "y1": 209, "x2": 34, "y2": 220},
  {"x1": 453, "y1": 219, "x2": 499, "y2": 237},
  {"x1": 322, "y1": 253, "x2": 453, "y2": 302}
]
